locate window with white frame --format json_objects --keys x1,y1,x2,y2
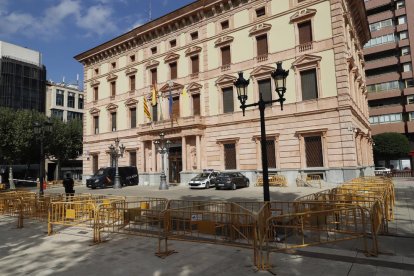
[
  {"x1": 396, "y1": 1, "x2": 405, "y2": 9},
  {"x1": 364, "y1": 34, "x2": 396, "y2": 48},
  {"x1": 410, "y1": 112, "x2": 414, "y2": 121},
  {"x1": 398, "y1": 16, "x2": 407, "y2": 25},
  {"x1": 401, "y1": 47, "x2": 410, "y2": 56},
  {"x1": 406, "y1": 79, "x2": 414, "y2": 88},
  {"x1": 369, "y1": 113, "x2": 402, "y2": 124},
  {"x1": 403, "y1": 63, "x2": 412, "y2": 72},
  {"x1": 399, "y1": 31, "x2": 408, "y2": 40},
  {"x1": 111, "y1": 112, "x2": 117, "y2": 132},
  {"x1": 56, "y1": 89, "x2": 64, "y2": 106},
  {"x1": 93, "y1": 116, "x2": 99, "y2": 134},
  {"x1": 407, "y1": 95, "x2": 414, "y2": 104},
  {"x1": 367, "y1": 80, "x2": 400, "y2": 92},
  {"x1": 369, "y1": 19, "x2": 393, "y2": 32},
  {"x1": 67, "y1": 92, "x2": 75, "y2": 108}
]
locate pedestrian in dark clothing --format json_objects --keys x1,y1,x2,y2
[{"x1": 63, "y1": 173, "x2": 75, "y2": 198}]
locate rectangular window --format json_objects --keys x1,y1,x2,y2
[
  {"x1": 172, "y1": 96, "x2": 180, "y2": 119},
  {"x1": 111, "y1": 113, "x2": 117, "y2": 132},
  {"x1": 129, "y1": 55, "x2": 135, "y2": 63},
  {"x1": 256, "y1": 34, "x2": 268, "y2": 57},
  {"x1": 266, "y1": 140, "x2": 276, "y2": 168},
  {"x1": 151, "y1": 47, "x2": 157, "y2": 55},
  {"x1": 94, "y1": 68, "x2": 99, "y2": 76},
  {"x1": 399, "y1": 31, "x2": 408, "y2": 40},
  {"x1": 170, "y1": 62, "x2": 177, "y2": 80},
  {"x1": 398, "y1": 16, "x2": 407, "y2": 25},
  {"x1": 78, "y1": 95, "x2": 84, "y2": 109},
  {"x1": 298, "y1": 21, "x2": 312, "y2": 44},
  {"x1": 151, "y1": 68, "x2": 157, "y2": 84},
  {"x1": 223, "y1": 87, "x2": 234, "y2": 113},
  {"x1": 301, "y1": 69, "x2": 318, "y2": 100},
  {"x1": 130, "y1": 108, "x2": 136, "y2": 128},
  {"x1": 191, "y1": 55, "x2": 199, "y2": 74},
  {"x1": 305, "y1": 136, "x2": 323, "y2": 167},
  {"x1": 92, "y1": 155, "x2": 99, "y2": 174},
  {"x1": 152, "y1": 104, "x2": 158, "y2": 122},
  {"x1": 221, "y1": 20, "x2": 229, "y2": 30},
  {"x1": 94, "y1": 116, "x2": 99, "y2": 134},
  {"x1": 403, "y1": 63, "x2": 412, "y2": 72},
  {"x1": 51, "y1": 109, "x2": 64, "y2": 120},
  {"x1": 129, "y1": 75, "x2": 136, "y2": 91},
  {"x1": 191, "y1": 31, "x2": 198, "y2": 40},
  {"x1": 258, "y1": 78, "x2": 272, "y2": 106},
  {"x1": 93, "y1": 87, "x2": 98, "y2": 101},
  {"x1": 256, "y1": 7, "x2": 266, "y2": 17},
  {"x1": 68, "y1": 93, "x2": 75, "y2": 108},
  {"x1": 129, "y1": 151, "x2": 137, "y2": 167},
  {"x1": 221, "y1": 46, "x2": 231, "y2": 66},
  {"x1": 224, "y1": 143, "x2": 236, "y2": 170},
  {"x1": 193, "y1": 94, "x2": 200, "y2": 116},
  {"x1": 111, "y1": 62, "x2": 116, "y2": 70},
  {"x1": 170, "y1": 39, "x2": 176, "y2": 48},
  {"x1": 111, "y1": 81, "x2": 116, "y2": 97},
  {"x1": 401, "y1": 47, "x2": 410, "y2": 56},
  {"x1": 56, "y1": 89, "x2": 64, "y2": 106}
]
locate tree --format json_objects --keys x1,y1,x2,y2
[
  {"x1": 47, "y1": 118, "x2": 83, "y2": 179},
  {"x1": 373, "y1": 132, "x2": 410, "y2": 160}
]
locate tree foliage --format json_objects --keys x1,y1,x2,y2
[
  {"x1": 373, "y1": 132, "x2": 410, "y2": 157},
  {"x1": 48, "y1": 117, "x2": 83, "y2": 162}
]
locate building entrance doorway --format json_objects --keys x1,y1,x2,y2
[{"x1": 168, "y1": 146, "x2": 182, "y2": 184}]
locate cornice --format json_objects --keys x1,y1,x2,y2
[
  {"x1": 248, "y1": 23, "x2": 272, "y2": 36},
  {"x1": 214, "y1": 36, "x2": 234, "y2": 47},
  {"x1": 289, "y1": 8, "x2": 317, "y2": 23}
]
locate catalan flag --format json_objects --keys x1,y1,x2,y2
[
  {"x1": 151, "y1": 84, "x2": 157, "y2": 106},
  {"x1": 143, "y1": 97, "x2": 152, "y2": 121}
]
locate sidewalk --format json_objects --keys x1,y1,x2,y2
[{"x1": 0, "y1": 179, "x2": 413, "y2": 275}]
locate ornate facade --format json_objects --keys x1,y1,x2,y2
[{"x1": 75, "y1": 0, "x2": 372, "y2": 186}]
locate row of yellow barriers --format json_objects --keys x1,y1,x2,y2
[{"x1": 0, "y1": 176, "x2": 395, "y2": 272}]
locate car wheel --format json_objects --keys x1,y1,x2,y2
[
  {"x1": 206, "y1": 182, "x2": 210, "y2": 189},
  {"x1": 215, "y1": 187, "x2": 220, "y2": 190},
  {"x1": 91, "y1": 187, "x2": 96, "y2": 190},
  {"x1": 246, "y1": 180, "x2": 250, "y2": 188},
  {"x1": 232, "y1": 183, "x2": 237, "y2": 190}
]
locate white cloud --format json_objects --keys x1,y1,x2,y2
[
  {"x1": 0, "y1": 11, "x2": 36, "y2": 36},
  {"x1": 76, "y1": 5, "x2": 117, "y2": 36}
]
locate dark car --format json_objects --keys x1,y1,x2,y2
[
  {"x1": 86, "y1": 166, "x2": 139, "y2": 189},
  {"x1": 214, "y1": 172, "x2": 250, "y2": 190}
]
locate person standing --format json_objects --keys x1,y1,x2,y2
[{"x1": 63, "y1": 173, "x2": 75, "y2": 197}]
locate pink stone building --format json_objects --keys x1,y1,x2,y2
[{"x1": 75, "y1": 0, "x2": 373, "y2": 186}]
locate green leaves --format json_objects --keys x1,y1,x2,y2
[{"x1": 373, "y1": 132, "x2": 410, "y2": 157}]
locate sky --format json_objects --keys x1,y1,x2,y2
[{"x1": 0, "y1": 0, "x2": 194, "y2": 87}]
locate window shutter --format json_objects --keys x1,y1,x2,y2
[
  {"x1": 172, "y1": 96, "x2": 180, "y2": 118},
  {"x1": 130, "y1": 108, "x2": 136, "y2": 128},
  {"x1": 151, "y1": 68, "x2": 157, "y2": 84},
  {"x1": 258, "y1": 79, "x2": 272, "y2": 106},
  {"x1": 130, "y1": 75, "x2": 136, "y2": 91},
  {"x1": 94, "y1": 87, "x2": 98, "y2": 101},
  {"x1": 221, "y1": 46, "x2": 231, "y2": 66},
  {"x1": 305, "y1": 136, "x2": 323, "y2": 167},
  {"x1": 301, "y1": 69, "x2": 318, "y2": 100},
  {"x1": 129, "y1": 151, "x2": 137, "y2": 167},
  {"x1": 191, "y1": 56, "x2": 199, "y2": 74},
  {"x1": 170, "y1": 62, "x2": 177, "y2": 79},
  {"x1": 111, "y1": 81, "x2": 116, "y2": 97},
  {"x1": 256, "y1": 35, "x2": 268, "y2": 56},
  {"x1": 111, "y1": 113, "x2": 117, "y2": 131},
  {"x1": 222, "y1": 87, "x2": 234, "y2": 113},
  {"x1": 224, "y1": 143, "x2": 236, "y2": 169},
  {"x1": 266, "y1": 140, "x2": 276, "y2": 168},
  {"x1": 193, "y1": 94, "x2": 200, "y2": 116},
  {"x1": 298, "y1": 21, "x2": 312, "y2": 44},
  {"x1": 94, "y1": 116, "x2": 99, "y2": 134}
]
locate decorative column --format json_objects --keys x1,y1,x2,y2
[
  {"x1": 196, "y1": 135, "x2": 201, "y2": 170},
  {"x1": 151, "y1": 140, "x2": 156, "y2": 172},
  {"x1": 182, "y1": 136, "x2": 187, "y2": 171},
  {"x1": 140, "y1": 141, "x2": 145, "y2": 172}
]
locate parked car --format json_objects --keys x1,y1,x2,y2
[
  {"x1": 213, "y1": 172, "x2": 250, "y2": 190},
  {"x1": 86, "y1": 166, "x2": 139, "y2": 189},
  {"x1": 374, "y1": 167, "x2": 391, "y2": 176},
  {"x1": 188, "y1": 170, "x2": 219, "y2": 189}
]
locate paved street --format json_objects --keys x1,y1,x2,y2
[{"x1": 0, "y1": 179, "x2": 414, "y2": 275}]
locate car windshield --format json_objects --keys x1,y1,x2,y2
[
  {"x1": 196, "y1": 173, "x2": 210, "y2": 178},
  {"x1": 95, "y1": 169, "x2": 106, "y2": 176},
  {"x1": 218, "y1": 173, "x2": 231, "y2": 177}
]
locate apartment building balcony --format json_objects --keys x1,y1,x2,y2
[
  {"x1": 400, "y1": 54, "x2": 412, "y2": 64},
  {"x1": 404, "y1": 87, "x2": 414, "y2": 96},
  {"x1": 395, "y1": 7, "x2": 407, "y2": 17},
  {"x1": 368, "y1": 89, "x2": 401, "y2": 100},
  {"x1": 366, "y1": 72, "x2": 400, "y2": 85},
  {"x1": 396, "y1": 23, "x2": 408, "y2": 33},
  {"x1": 365, "y1": 0, "x2": 393, "y2": 11},
  {"x1": 365, "y1": 56, "x2": 398, "y2": 71},
  {"x1": 407, "y1": 121, "x2": 414, "y2": 133},
  {"x1": 402, "y1": 71, "x2": 414, "y2": 80},
  {"x1": 406, "y1": 104, "x2": 414, "y2": 113},
  {"x1": 368, "y1": 11, "x2": 393, "y2": 23},
  {"x1": 399, "y1": 39, "x2": 410, "y2": 47},
  {"x1": 369, "y1": 104, "x2": 403, "y2": 116},
  {"x1": 370, "y1": 26, "x2": 396, "y2": 38},
  {"x1": 371, "y1": 122, "x2": 406, "y2": 135},
  {"x1": 364, "y1": 42, "x2": 397, "y2": 55},
  {"x1": 139, "y1": 115, "x2": 206, "y2": 133}
]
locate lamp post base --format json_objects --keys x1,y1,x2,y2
[
  {"x1": 113, "y1": 175, "x2": 122, "y2": 189},
  {"x1": 159, "y1": 173, "x2": 169, "y2": 190}
]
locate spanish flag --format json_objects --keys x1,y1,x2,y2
[
  {"x1": 151, "y1": 84, "x2": 157, "y2": 106},
  {"x1": 143, "y1": 97, "x2": 152, "y2": 121}
]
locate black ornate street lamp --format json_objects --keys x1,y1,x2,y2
[
  {"x1": 154, "y1": 132, "x2": 171, "y2": 190},
  {"x1": 108, "y1": 138, "x2": 125, "y2": 189},
  {"x1": 234, "y1": 62, "x2": 289, "y2": 202},
  {"x1": 33, "y1": 119, "x2": 53, "y2": 196}
]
